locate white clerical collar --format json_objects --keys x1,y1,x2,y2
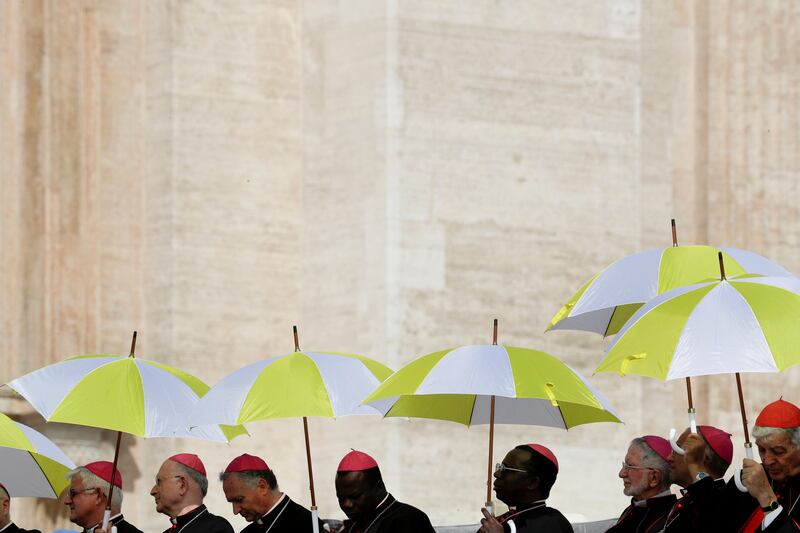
[
  {"x1": 508, "y1": 498, "x2": 546, "y2": 512},
  {"x1": 375, "y1": 494, "x2": 390, "y2": 509},
  {"x1": 86, "y1": 513, "x2": 123, "y2": 532},
  {"x1": 633, "y1": 490, "x2": 672, "y2": 507},
  {"x1": 256, "y1": 493, "x2": 286, "y2": 525}
]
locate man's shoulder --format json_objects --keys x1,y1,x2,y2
[
  {"x1": 384, "y1": 499, "x2": 435, "y2": 528},
  {"x1": 512, "y1": 506, "x2": 574, "y2": 533},
  {"x1": 200, "y1": 509, "x2": 235, "y2": 532},
  {"x1": 283, "y1": 496, "x2": 313, "y2": 517},
  {"x1": 115, "y1": 518, "x2": 144, "y2": 533},
  {"x1": 8, "y1": 525, "x2": 43, "y2": 533}
]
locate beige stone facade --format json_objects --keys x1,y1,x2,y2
[{"x1": 2, "y1": 0, "x2": 800, "y2": 530}]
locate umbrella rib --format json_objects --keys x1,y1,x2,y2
[
  {"x1": 604, "y1": 306, "x2": 619, "y2": 337},
  {"x1": 556, "y1": 403, "x2": 568, "y2": 430},
  {"x1": 29, "y1": 451, "x2": 58, "y2": 497},
  {"x1": 468, "y1": 395, "x2": 479, "y2": 428}
]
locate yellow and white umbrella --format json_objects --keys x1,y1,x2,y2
[{"x1": 0, "y1": 411, "x2": 76, "y2": 498}]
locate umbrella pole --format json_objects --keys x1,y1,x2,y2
[
  {"x1": 294, "y1": 327, "x2": 318, "y2": 532},
  {"x1": 685, "y1": 377, "x2": 697, "y2": 433},
  {"x1": 671, "y1": 218, "x2": 678, "y2": 247},
  {"x1": 102, "y1": 431, "x2": 123, "y2": 529},
  {"x1": 486, "y1": 394, "x2": 496, "y2": 515},
  {"x1": 302, "y1": 417, "x2": 319, "y2": 533},
  {"x1": 103, "y1": 331, "x2": 136, "y2": 529},
  {"x1": 485, "y1": 319, "x2": 498, "y2": 513},
  {"x1": 735, "y1": 372, "x2": 754, "y2": 457}
]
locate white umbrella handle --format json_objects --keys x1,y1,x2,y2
[
  {"x1": 312, "y1": 507, "x2": 319, "y2": 533},
  {"x1": 734, "y1": 445, "x2": 755, "y2": 493},
  {"x1": 484, "y1": 501, "x2": 495, "y2": 516},
  {"x1": 669, "y1": 411, "x2": 698, "y2": 455},
  {"x1": 102, "y1": 509, "x2": 111, "y2": 530}
]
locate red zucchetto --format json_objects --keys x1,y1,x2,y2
[
  {"x1": 755, "y1": 399, "x2": 800, "y2": 429},
  {"x1": 224, "y1": 453, "x2": 270, "y2": 473},
  {"x1": 169, "y1": 453, "x2": 206, "y2": 476},
  {"x1": 337, "y1": 450, "x2": 379, "y2": 472}
]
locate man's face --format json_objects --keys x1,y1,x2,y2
[
  {"x1": 619, "y1": 444, "x2": 657, "y2": 500},
  {"x1": 0, "y1": 495, "x2": 9, "y2": 527},
  {"x1": 493, "y1": 449, "x2": 535, "y2": 506},
  {"x1": 756, "y1": 430, "x2": 800, "y2": 482},
  {"x1": 150, "y1": 460, "x2": 185, "y2": 517},
  {"x1": 64, "y1": 474, "x2": 102, "y2": 527},
  {"x1": 222, "y1": 474, "x2": 268, "y2": 522},
  {"x1": 668, "y1": 430, "x2": 691, "y2": 486},
  {"x1": 335, "y1": 472, "x2": 381, "y2": 521}
]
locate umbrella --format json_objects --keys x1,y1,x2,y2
[
  {"x1": 189, "y1": 326, "x2": 394, "y2": 533},
  {"x1": 549, "y1": 220, "x2": 792, "y2": 438},
  {"x1": 596, "y1": 253, "x2": 800, "y2": 488},
  {"x1": 0, "y1": 411, "x2": 76, "y2": 498},
  {"x1": 548, "y1": 220, "x2": 791, "y2": 337},
  {"x1": 7, "y1": 332, "x2": 247, "y2": 527},
  {"x1": 363, "y1": 319, "x2": 623, "y2": 514}
]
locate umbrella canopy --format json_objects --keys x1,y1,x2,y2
[
  {"x1": 548, "y1": 246, "x2": 791, "y2": 336},
  {"x1": 189, "y1": 350, "x2": 394, "y2": 426},
  {"x1": 189, "y1": 328, "x2": 394, "y2": 533},
  {"x1": 363, "y1": 333, "x2": 622, "y2": 512},
  {"x1": 596, "y1": 274, "x2": 800, "y2": 380},
  {"x1": 365, "y1": 344, "x2": 622, "y2": 427},
  {"x1": 0, "y1": 411, "x2": 76, "y2": 498},
  {"x1": 8, "y1": 354, "x2": 247, "y2": 442}
]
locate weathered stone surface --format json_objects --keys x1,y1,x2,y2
[{"x1": 1, "y1": 0, "x2": 799, "y2": 529}]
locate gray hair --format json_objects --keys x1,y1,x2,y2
[
  {"x1": 174, "y1": 462, "x2": 209, "y2": 497},
  {"x1": 0, "y1": 485, "x2": 8, "y2": 501},
  {"x1": 67, "y1": 467, "x2": 123, "y2": 509},
  {"x1": 752, "y1": 425, "x2": 800, "y2": 449},
  {"x1": 630, "y1": 438, "x2": 671, "y2": 489}
]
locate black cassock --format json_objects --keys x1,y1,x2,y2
[
  {"x1": 663, "y1": 477, "x2": 726, "y2": 532},
  {"x1": 160, "y1": 505, "x2": 234, "y2": 533},
  {"x1": 723, "y1": 470, "x2": 800, "y2": 533},
  {"x1": 4, "y1": 523, "x2": 42, "y2": 533},
  {"x1": 106, "y1": 515, "x2": 143, "y2": 533},
  {"x1": 480, "y1": 504, "x2": 573, "y2": 533},
  {"x1": 605, "y1": 493, "x2": 677, "y2": 533},
  {"x1": 239, "y1": 495, "x2": 321, "y2": 533},
  {"x1": 340, "y1": 494, "x2": 435, "y2": 533}
]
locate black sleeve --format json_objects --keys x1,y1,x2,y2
[{"x1": 681, "y1": 476, "x2": 726, "y2": 532}]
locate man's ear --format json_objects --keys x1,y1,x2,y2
[
  {"x1": 258, "y1": 477, "x2": 270, "y2": 494},
  {"x1": 648, "y1": 469, "x2": 662, "y2": 488},
  {"x1": 526, "y1": 474, "x2": 542, "y2": 492}
]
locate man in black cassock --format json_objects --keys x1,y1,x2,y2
[
  {"x1": 150, "y1": 453, "x2": 233, "y2": 533},
  {"x1": 663, "y1": 425, "x2": 732, "y2": 532},
  {"x1": 334, "y1": 449, "x2": 435, "y2": 533},
  {"x1": 606, "y1": 435, "x2": 676, "y2": 533},
  {"x1": 0, "y1": 483, "x2": 42, "y2": 533},
  {"x1": 724, "y1": 399, "x2": 800, "y2": 533},
  {"x1": 64, "y1": 461, "x2": 143, "y2": 533},
  {"x1": 220, "y1": 453, "x2": 321, "y2": 533},
  {"x1": 477, "y1": 443, "x2": 572, "y2": 533}
]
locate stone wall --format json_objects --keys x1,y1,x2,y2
[{"x1": 1, "y1": 0, "x2": 799, "y2": 529}]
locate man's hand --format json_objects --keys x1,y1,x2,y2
[
  {"x1": 741, "y1": 458, "x2": 777, "y2": 506},
  {"x1": 683, "y1": 433, "x2": 707, "y2": 479},
  {"x1": 478, "y1": 508, "x2": 504, "y2": 533}
]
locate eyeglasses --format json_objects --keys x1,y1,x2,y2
[
  {"x1": 153, "y1": 475, "x2": 183, "y2": 487},
  {"x1": 621, "y1": 462, "x2": 655, "y2": 472},
  {"x1": 68, "y1": 487, "x2": 98, "y2": 499},
  {"x1": 495, "y1": 463, "x2": 531, "y2": 476}
]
